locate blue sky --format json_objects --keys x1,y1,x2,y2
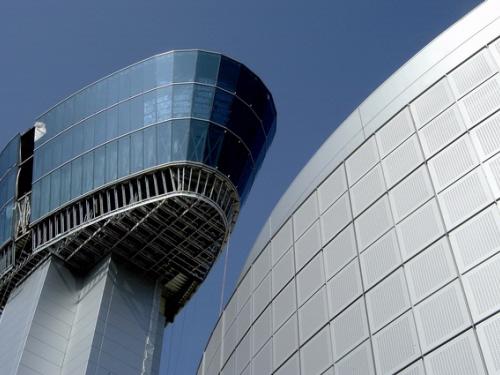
[{"x1": 0, "y1": 0, "x2": 481, "y2": 373}]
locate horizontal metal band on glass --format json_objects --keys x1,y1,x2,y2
[
  {"x1": 31, "y1": 162, "x2": 239, "y2": 248},
  {"x1": 34, "y1": 81, "x2": 270, "y2": 153},
  {"x1": 32, "y1": 115, "x2": 258, "y2": 185},
  {"x1": 30, "y1": 119, "x2": 255, "y2": 221}
]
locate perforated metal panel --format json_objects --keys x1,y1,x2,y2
[
  {"x1": 449, "y1": 204, "x2": 500, "y2": 273},
  {"x1": 360, "y1": 229, "x2": 401, "y2": 289},
  {"x1": 438, "y1": 168, "x2": 494, "y2": 229},
  {"x1": 346, "y1": 137, "x2": 380, "y2": 186},
  {"x1": 463, "y1": 253, "x2": 500, "y2": 322},
  {"x1": 398, "y1": 361, "x2": 425, "y2": 375},
  {"x1": 336, "y1": 340, "x2": 375, "y2": 375},
  {"x1": 411, "y1": 78, "x2": 455, "y2": 128},
  {"x1": 294, "y1": 221, "x2": 321, "y2": 272},
  {"x1": 318, "y1": 166, "x2": 347, "y2": 214},
  {"x1": 459, "y1": 75, "x2": 500, "y2": 127},
  {"x1": 299, "y1": 326, "x2": 333, "y2": 375},
  {"x1": 271, "y1": 220, "x2": 294, "y2": 265},
  {"x1": 382, "y1": 135, "x2": 424, "y2": 188},
  {"x1": 389, "y1": 166, "x2": 434, "y2": 223},
  {"x1": 272, "y1": 248, "x2": 295, "y2": 297},
  {"x1": 331, "y1": 297, "x2": 369, "y2": 359},
  {"x1": 470, "y1": 110, "x2": 500, "y2": 160},
  {"x1": 424, "y1": 330, "x2": 486, "y2": 375},
  {"x1": 449, "y1": 48, "x2": 497, "y2": 98},
  {"x1": 350, "y1": 164, "x2": 386, "y2": 217},
  {"x1": 397, "y1": 199, "x2": 445, "y2": 260},
  {"x1": 366, "y1": 269, "x2": 410, "y2": 333},
  {"x1": 327, "y1": 259, "x2": 363, "y2": 318},
  {"x1": 477, "y1": 312, "x2": 500, "y2": 375},
  {"x1": 428, "y1": 135, "x2": 479, "y2": 192},
  {"x1": 405, "y1": 238, "x2": 456, "y2": 303},
  {"x1": 298, "y1": 287, "x2": 328, "y2": 344},
  {"x1": 273, "y1": 280, "x2": 296, "y2": 331},
  {"x1": 373, "y1": 311, "x2": 421, "y2": 374},
  {"x1": 296, "y1": 253, "x2": 325, "y2": 306},
  {"x1": 414, "y1": 281, "x2": 471, "y2": 352},
  {"x1": 376, "y1": 108, "x2": 415, "y2": 158},
  {"x1": 355, "y1": 196, "x2": 393, "y2": 250},
  {"x1": 273, "y1": 314, "x2": 298, "y2": 371},
  {"x1": 293, "y1": 193, "x2": 319, "y2": 241},
  {"x1": 320, "y1": 192, "x2": 351, "y2": 245},
  {"x1": 323, "y1": 228, "x2": 357, "y2": 289},
  {"x1": 252, "y1": 306, "x2": 271, "y2": 356},
  {"x1": 253, "y1": 273, "x2": 271, "y2": 320},
  {"x1": 419, "y1": 105, "x2": 467, "y2": 158}
]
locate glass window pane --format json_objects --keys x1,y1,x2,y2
[
  {"x1": 171, "y1": 120, "x2": 190, "y2": 161},
  {"x1": 196, "y1": 52, "x2": 220, "y2": 85},
  {"x1": 143, "y1": 58, "x2": 156, "y2": 92},
  {"x1": 118, "y1": 100, "x2": 131, "y2": 135},
  {"x1": 94, "y1": 147, "x2": 105, "y2": 188},
  {"x1": 71, "y1": 157, "x2": 83, "y2": 200},
  {"x1": 210, "y1": 89, "x2": 233, "y2": 126},
  {"x1": 157, "y1": 122, "x2": 172, "y2": 165},
  {"x1": 217, "y1": 56, "x2": 240, "y2": 92},
  {"x1": 144, "y1": 126, "x2": 157, "y2": 169},
  {"x1": 51, "y1": 135, "x2": 63, "y2": 172},
  {"x1": 106, "y1": 73, "x2": 120, "y2": 107},
  {"x1": 130, "y1": 64, "x2": 144, "y2": 96},
  {"x1": 105, "y1": 141, "x2": 118, "y2": 183},
  {"x1": 94, "y1": 113, "x2": 106, "y2": 147},
  {"x1": 40, "y1": 175, "x2": 51, "y2": 217},
  {"x1": 95, "y1": 80, "x2": 107, "y2": 113},
  {"x1": 31, "y1": 182, "x2": 41, "y2": 221},
  {"x1": 204, "y1": 124, "x2": 225, "y2": 167},
  {"x1": 173, "y1": 51, "x2": 197, "y2": 83},
  {"x1": 156, "y1": 53, "x2": 174, "y2": 86},
  {"x1": 60, "y1": 163, "x2": 71, "y2": 207},
  {"x1": 83, "y1": 119, "x2": 95, "y2": 151},
  {"x1": 72, "y1": 124, "x2": 85, "y2": 157},
  {"x1": 118, "y1": 136, "x2": 130, "y2": 178},
  {"x1": 157, "y1": 86, "x2": 173, "y2": 122},
  {"x1": 172, "y1": 84, "x2": 193, "y2": 118},
  {"x1": 131, "y1": 131, "x2": 144, "y2": 173},
  {"x1": 188, "y1": 120, "x2": 208, "y2": 161},
  {"x1": 119, "y1": 69, "x2": 131, "y2": 101},
  {"x1": 192, "y1": 85, "x2": 215, "y2": 120},
  {"x1": 63, "y1": 97, "x2": 75, "y2": 128},
  {"x1": 130, "y1": 95, "x2": 144, "y2": 131},
  {"x1": 143, "y1": 91, "x2": 157, "y2": 126},
  {"x1": 106, "y1": 106, "x2": 119, "y2": 141},
  {"x1": 82, "y1": 152, "x2": 94, "y2": 194}
]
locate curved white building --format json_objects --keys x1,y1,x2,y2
[{"x1": 199, "y1": 1, "x2": 500, "y2": 374}]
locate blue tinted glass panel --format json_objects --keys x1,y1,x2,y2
[
  {"x1": 211, "y1": 89, "x2": 233, "y2": 126},
  {"x1": 63, "y1": 97, "x2": 75, "y2": 129},
  {"x1": 31, "y1": 182, "x2": 41, "y2": 221},
  {"x1": 60, "y1": 163, "x2": 71, "y2": 205},
  {"x1": 94, "y1": 147, "x2": 106, "y2": 188},
  {"x1": 172, "y1": 84, "x2": 194, "y2": 118},
  {"x1": 106, "y1": 107, "x2": 119, "y2": 141},
  {"x1": 119, "y1": 69, "x2": 131, "y2": 101},
  {"x1": 173, "y1": 51, "x2": 197, "y2": 83},
  {"x1": 95, "y1": 80, "x2": 107, "y2": 113},
  {"x1": 192, "y1": 85, "x2": 215, "y2": 120},
  {"x1": 157, "y1": 87, "x2": 173, "y2": 122},
  {"x1": 51, "y1": 135, "x2": 62, "y2": 171},
  {"x1": 71, "y1": 157, "x2": 83, "y2": 200},
  {"x1": 171, "y1": 120, "x2": 190, "y2": 160},
  {"x1": 144, "y1": 126, "x2": 157, "y2": 169},
  {"x1": 217, "y1": 56, "x2": 240, "y2": 92},
  {"x1": 105, "y1": 141, "x2": 118, "y2": 183},
  {"x1": 118, "y1": 100, "x2": 131, "y2": 135},
  {"x1": 130, "y1": 64, "x2": 144, "y2": 96},
  {"x1": 204, "y1": 124, "x2": 225, "y2": 167},
  {"x1": 188, "y1": 120, "x2": 208, "y2": 161},
  {"x1": 143, "y1": 92, "x2": 157, "y2": 126},
  {"x1": 130, "y1": 95, "x2": 144, "y2": 131},
  {"x1": 106, "y1": 74, "x2": 120, "y2": 107},
  {"x1": 157, "y1": 122, "x2": 172, "y2": 165},
  {"x1": 130, "y1": 131, "x2": 144, "y2": 173},
  {"x1": 143, "y1": 58, "x2": 156, "y2": 92},
  {"x1": 118, "y1": 136, "x2": 130, "y2": 178},
  {"x1": 236, "y1": 66, "x2": 266, "y2": 118},
  {"x1": 82, "y1": 152, "x2": 94, "y2": 194},
  {"x1": 94, "y1": 113, "x2": 107, "y2": 147},
  {"x1": 72, "y1": 124, "x2": 85, "y2": 157},
  {"x1": 195, "y1": 52, "x2": 220, "y2": 85},
  {"x1": 156, "y1": 53, "x2": 174, "y2": 86},
  {"x1": 49, "y1": 169, "x2": 61, "y2": 212},
  {"x1": 40, "y1": 176, "x2": 51, "y2": 218},
  {"x1": 62, "y1": 129, "x2": 73, "y2": 163},
  {"x1": 83, "y1": 119, "x2": 95, "y2": 151}
]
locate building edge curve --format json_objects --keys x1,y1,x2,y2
[{"x1": 200, "y1": 1, "x2": 500, "y2": 374}]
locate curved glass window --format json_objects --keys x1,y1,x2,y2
[{"x1": 31, "y1": 50, "x2": 276, "y2": 222}]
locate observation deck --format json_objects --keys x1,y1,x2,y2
[{"x1": 0, "y1": 50, "x2": 276, "y2": 321}]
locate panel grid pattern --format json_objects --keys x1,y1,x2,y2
[{"x1": 201, "y1": 29, "x2": 500, "y2": 375}]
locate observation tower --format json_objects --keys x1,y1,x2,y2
[{"x1": 0, "y1": 50, "x2": 276, "y2": 375}]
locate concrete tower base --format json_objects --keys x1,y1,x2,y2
[{"x1": 0, "y1": 256, "x2": 165, "y2": 375}]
